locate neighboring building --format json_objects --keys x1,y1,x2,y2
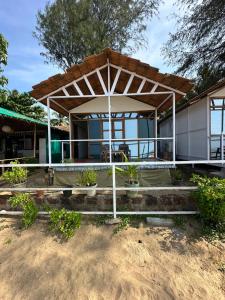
[
  {"x1": 0, "y1": 107, "x2": 68, "y2": 163},
  {"x1": 160, "y1": 79, "x2": 225, "y2": 162}
]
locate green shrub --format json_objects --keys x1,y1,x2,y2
[
  {"x1": 172, "y1": 168, "x2": 183, "y2": 181},
  {"x1": 1, "y1": 160, "x2": 27, "y2": 185},
  {"x1": 191, "y1": 174, "x2": 225, "y2": 226},
  {"x1": 79, "y1": 169, "x2": 97, "y2": 186},
  {"x1": 49, "y1": 208, "x2": 81, "y2": 239},
  {"x1": 9, "y1": 193, "x2": 38, "y2": 228},
  {"x1": 113, "y1": 216, "x2": 130, "y2": 234}
]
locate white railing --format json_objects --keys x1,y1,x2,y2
[
  {"x1": 51, "y1": 137, "x2": 173, "y2": 163},
  {"x1": 2, "y1": 159, "x2": 225, "y2": 218}
]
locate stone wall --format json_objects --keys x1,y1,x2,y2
[{"x1": 0, "y1": 190, "x2": 197, "y2": 212}]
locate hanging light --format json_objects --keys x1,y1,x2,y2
[{"x1": 2, "y1": 125, "x2": 14, "y2": 133}]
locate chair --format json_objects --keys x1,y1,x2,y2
[
  {"x1": 101, "y1": 144, "x2": 110, "y2": 162},
  {"x1": 118, "y1": 143, "x2": 131, "y2": 161}
]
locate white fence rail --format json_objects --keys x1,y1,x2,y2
[{"x1": 0, "y1": 159, "x2": 218, "y2": 218}]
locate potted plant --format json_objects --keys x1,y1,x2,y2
[
  {"x1": 115, "y1": 155, "x2": 140, "y2": 198},
  {"x1": 78, "y1": 169, "x2": 97, "y2": 197},
  {"x1": 1, "y1": 160, "x2": 28, "y2": 188}
]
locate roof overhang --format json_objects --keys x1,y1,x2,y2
[{"x1": 31, "y1": 48, "x2": 193, "y2": 115}]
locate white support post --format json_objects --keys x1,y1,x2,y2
[
  {"x1": 84, "y1": 75, "x2": 95, "y2": 95},
  {"x1": 73, "y1": 81, "x2": 83, "y2": 96},
  {"x1": 221, "y1": 133, "x2": 224, "y2": 161},
  {"x1": 61, "y1": 142, "x2": 64, "y2": 163},
  {"x1": 69, "y1": 113, "x2": 72, "y2": 160},
  {"x1": 123, "y1": 74, "x2": 134, "y2": 94},
  {"x1": 206, "y1": 96, "x2": 210, "y2": 160},
  {"x1": 110, "y1": 68, "x2": 121, "y2": 94},
  {"x1": 47, "y1": 97, "x2": 52, "y2": 165},
  {"x1": 172, "y1": 93, "x2": 176, "y2": 162},
  {"x1": 62, "y1": 87, "x2": 69, "y2": 96},
  {"x1": 154, "y1": 108, "x2": 158, "y2": 158},
  {"x1": 112, "y1": 164, "x2": 117, "y2": 219},
  {"x1": 33, "y1": 124, "x2": 36, "y2": 158},
  {"x1": 137, "y1": 78, "x2": 146, "y2": 93},
  {"x1": 107, "y1": 61, "x2": 112, "y2": 163},
  {"x1": 96, "y1": 69, "x2": 108, "y2": 94}
]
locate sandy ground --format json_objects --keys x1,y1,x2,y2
[{"x1": 0, "y1": 218, "x2": 224, "y2": 300}]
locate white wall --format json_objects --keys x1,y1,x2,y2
[
  {"x1": 160, "y1": 97, "x2": 209, "y2": 160},
  {"x1": 69, "y1": 96, "x2": 155, "y2": 113}
]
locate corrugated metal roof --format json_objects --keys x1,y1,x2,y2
[{"x1": 0, "y1": 107, "x2": 47, "y2": 126}]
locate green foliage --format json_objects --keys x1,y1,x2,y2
[
  {"x1": 191, "y1": 174, "x2": 225, "y2": 226},
  {"x1": 51, "y1": 112, "x2": 69, "y2": 126},
  {"x1": 113, "y1": 216, "x2": 131, "y2": 234},
  {"x1": 0, "y1": 33, "x2": 8, "y2": 88},
  {"x1": 163, "y1": 0, "x2": 225, "y2": 75},
  {"x1": 0, "y1": 90, "x2": 46, "y2": 121},
  {"x1": 79, "y1": 169, "x2": 97, "y2": 186},
  {"x1": 201, "y1": 222, "x2": 225, "y2": 242},
  {"x1": 0, "y1": 34, "x2": 45, "y2": 121},
  {"x1": 172, "y1": 168, "x2": 183, "y2": 181},
  {"x1": 173, "y1": 216, "x2": 185, "y2": 229},
  {"x1": 1, "y1": 161, "x2": 27, "y2": 185},
  {"x1": 34, "y1": 0, "x2": 159, "y2": 69},
  {"x1": 9, "y1": 193, "x2": 39, "y2": 229},
  {"x1": 114, "y1": 155, "x2": 139, "y2": 184},
  {"x1": 95, "y1": 215, "x2": 111, "y2": 226},
  {"x1": 49, "y1": 208, "x2": 81, "y2": 239}
]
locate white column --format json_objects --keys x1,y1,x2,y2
[
  {"x1": 206, "y1": 96, "x2": 210, "y2": 160},
  {"x1": 33, "y1": 124, "x2": 36, "y2": 158},
  {"x1": 47, "y1": 97, "x2": 52, "y2": 165},
  {"x1": 172, "y1": 93, "x2": 176, "y2": 162},
  {"x1": 107, "y1": 61, "x2": 112, "y2": 163},
  {"x1": 112, "y1": 164, "x2": 117, "y2": 219},
  {"x1": 154, "y1": 108, "x2": 158, "y2": 158},
  {"x1": 69, "y1": 113, "x2": 72, "y2": 160}
]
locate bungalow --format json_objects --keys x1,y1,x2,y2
[
  {"x1": 31, "y1": 48, "x2": 193, "y2": 164},
  {"x1": 159, "y1": 79, "x2": 225, "y2": 163},
  {"x1": 0, "y1": 107, "x2": 68, "y2": 165}
]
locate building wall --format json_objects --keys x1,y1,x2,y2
[{"x1": 160, "y1": 97, "x2": 209, "y2": 160}]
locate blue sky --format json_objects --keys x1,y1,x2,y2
[{"x1": 1, "y1": 0, "x2": 177, "y2": 93}]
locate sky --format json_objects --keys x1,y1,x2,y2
[{"x1": 0, "y1": 0, "x2": 178, "y2": 93}]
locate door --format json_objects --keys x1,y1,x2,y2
[{"x1": 39, "y1": 138, "x2": 46, "y2": 163}]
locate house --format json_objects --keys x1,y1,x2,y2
[
  {"x1": 31, "y1": 48, "x2": 193, "y2": 164},
  {"x1": 0, "y1": 107, "x2": 68, "y2": 165},
  {"x1": 159, "y1": 79, "x2": 225, "y2": 163}
]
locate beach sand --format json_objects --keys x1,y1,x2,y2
[{"x1": 0, "y1": 218, "x2": 224, "y2": 300}]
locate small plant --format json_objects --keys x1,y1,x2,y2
[
  {"x1": 95, "y1": 215, "x2": 112, "y2": 226},
  {"x1": 4, "y1": 238, "x2": 12, "y2": 245},
  {"x1": 1, "y1": 160, "x2": 27, "y2": 185},
  {"x1": 113, "y1": 216, "x2": 131, "y2": 234},
  {"x1": 173, "y1": 216, "x2": 186, "y2": 229},
  {"x1": 79, "y1": 169, "x2": 97, "y2": 186},
  {"x1": 48, "y1": 208, "x2": 81, "y2": 239},
  {"x1": 114, "y1": 155, "x2": 139, "y2": 184},
  {"x1": 9, "y1": 193, "x2": 38, "y2": 228},
  {"x1": 173, "y1": 169, "x2": 183, "y2": 181},
  {"x1": 191, "y1": 174, "x2": 225, "y2": 226}
]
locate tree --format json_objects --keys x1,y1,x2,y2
[
  {"x1": 51, "y1": 112, "x2": 69, "y2": 126},
  {"x1": 162, "y1": 0, "x2": 225, "y2": 76},
  {"x1": 0, "y1": 90, "x2": 46, "y2": 121},
  {"x1": 0, "y1": 33, "x2": 8, "y2": 101},
  {"x1": 34, "y1": 0, "x2": 159, "y2": 69}
]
